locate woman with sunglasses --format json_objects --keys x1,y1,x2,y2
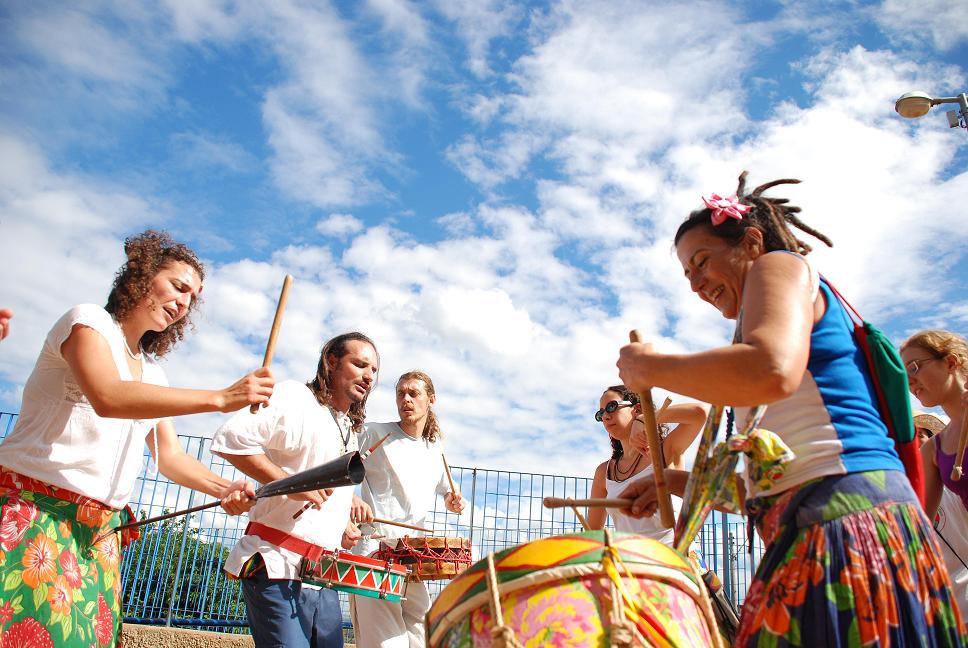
[
  {"x1": 901, "y1": 330, "x2": 968, "y2": 518},
  {"x1": 586, "y1": 384, "x2": 706, "y2": 543},
  {"x1": 587, "y1": 386, "x2": 744, "y2": 641},
  {"x1": 615, "y1": 173, "x2": 963, "y2": 646}
]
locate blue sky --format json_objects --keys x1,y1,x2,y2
[{"x1": 1, "y1": 0, "x2": 966, "y2": 477}]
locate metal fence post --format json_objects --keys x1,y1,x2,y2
[{"x1": 468, "y1": 468, "x2": 477, "y2": 545}]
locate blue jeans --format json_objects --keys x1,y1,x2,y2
[{"x1": 241, "y1": 554, "x2": 344, "y2": 648}]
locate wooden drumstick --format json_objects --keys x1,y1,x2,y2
[
  {"x1": 629, "y1": 329, "x2": 675, "y2": 529},
  {"x1": 543, "y1": 497, "x2": 634, "y2": 509},
  {"x1": 371, "y1": 517, "x2": 432, "y2": 534},
  {"x1": 250, "y1": 274, "x2": 293, "y2": 413},
  {"x1": 951, "y1": 412, "x2": 968, "y2": 481},
  {"x1": 570, "y1": 505, "x2": 590, "y2": 531},
  {"x1": 442, "y1": 454, "x2": 457, "y2": 495}
]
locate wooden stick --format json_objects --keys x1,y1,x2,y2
[
  {"x1": 250, "y1": 274, "x2": 293, "y2": 413},
  {"x1": 442, "y1": 454, "x2": 457, "y2": 495},
  {"x1": 570, "y1": 505, "x2": 590, "y2": 531},
  {"x1": 543, "y1": 496, "x2": 633, "y2": 509},
  {"x1": 629, "y1": 329, "x2": 675, "y2": 529},
  {"x1": 952, "y1": 412, "x2": 968, "y2": 481},
  {"x1": 364, "y1": 431, "x2": 393, "y2": 458},
  {"x1": 371, "y1": 517, "x2": 432, "y2": 533}
]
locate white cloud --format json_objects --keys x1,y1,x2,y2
[
  {"x1": 316, "y1": 213, "x2": 364, "y2": 239},
  {"x1": 875, "y1": 0, "x2": 968, "y2": 52}
]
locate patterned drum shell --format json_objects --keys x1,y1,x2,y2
[
  {"x1": 377, "y1": 536, "x2": 472, "y2": 582},
  {"x1": 300, "y1": 551, "x2": 409, "y2": 602},
  {"x1": 425, "y1": 531, "x2": 721, "y2": 647}
]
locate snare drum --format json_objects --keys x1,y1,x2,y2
[
  {"x1": 425, "y1": 530, "x2": 722, "y2": 647},
  {"x1": 299, "y1": 550, "x2": 409, "y2": 602},
  {"x1": 377, "y1": 536, "x2": 472, "y2": 582}
]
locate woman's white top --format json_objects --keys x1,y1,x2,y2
[
  {"x1": 605, "y1": 465, "x2": 682, "y2": 546},
  {"x1": 936, "y1": 487, "x2": 968, "y2": 619},
  {"x1": 0, "y1": 304, "x2": 168, "y2": 508}
]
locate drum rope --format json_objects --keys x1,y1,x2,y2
[
  {"x1": 484, "y1": 551, "x2": 524, "y2": 648},
  {"x1": 602, "y1": 529, "x2": 673, "y2": 648}
]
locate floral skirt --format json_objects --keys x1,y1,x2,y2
[
  {"x1": 0, "y1": 467, "x2": 138, "y2": 647},
  {"x1": 737, "y1": 470, "x2": 965, "y2": 647}
]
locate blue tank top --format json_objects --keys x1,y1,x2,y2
[{"x1": 738, "y1": 267, "x2": 902, "y2": 497}]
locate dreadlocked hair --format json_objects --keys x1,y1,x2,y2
[
  {"x1": 674, "y1": 171, "x2": 833, "y2": 255},
  {"x1": 105, "y1": 230, "x2": 205, "y2": 358},
  {"x1": 397, "y1": 370, "x2": 442, "y2": 443},
  {"x1": 602, "y1": 385, "x2": 668, "y2": 459},
  {"x1": 306, "y1": 332, "x2": 378, "y2": 434}
]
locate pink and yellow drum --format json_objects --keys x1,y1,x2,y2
[
  {"x1": 377, "y1": 536, "x2": 473, "y2": 582},
  {"x1": 299, "y1": 551, "x2": 409, "y2": 602},
  {"x1": 425, "y1": 531, "x2": 722, "y2": 647}
]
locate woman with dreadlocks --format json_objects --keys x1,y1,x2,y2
[{"x1": 615, "y1": 173, "x2": 964, "y2": 646}]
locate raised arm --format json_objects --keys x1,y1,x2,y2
[
  {"x1": 618, "y1": 253, "x2": 815, "y2": 406},
  {"x1": 630, "y1": 402, "x2": 709, "y2": 468},
  {"x1": 63, "y1": 324, "x2": 273, "y2": 418}
]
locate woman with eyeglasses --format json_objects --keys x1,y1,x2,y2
[
  {"x1": 901, "y1": 330, "x2": 968, "y2": 519},
  {"x1": 615, "y1": 172, "x2": 963, "y2": 646},
  {"x1": 586, "y1": 384, "x2": 706, "y2": 542},
  {"x1": 587, "y1": 386, "x2": 743, "y2": 641}
]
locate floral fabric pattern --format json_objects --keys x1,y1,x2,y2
[
  {"x1": 737, "y1": 470, "x2": 966, "y2": 647},
  {"x1": 0, "y1": 468, "x2": 135, "y2": 647}
]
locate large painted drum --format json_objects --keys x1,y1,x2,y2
[{"x1": 425, "y1": 530, "x2": 722, "y2": 647}]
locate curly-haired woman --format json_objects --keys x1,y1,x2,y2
[{"x1": 0, "y1": 230, "x2": 274, "y2": 647}]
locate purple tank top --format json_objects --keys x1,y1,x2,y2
[{"x1": 936, "y1": 441, "x2": 968, "y2": 509}]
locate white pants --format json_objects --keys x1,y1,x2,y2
[{"x1": 351, "y1": 581, "x2": 431, "y2": 648}]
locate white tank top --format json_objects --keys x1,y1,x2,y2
[{"x1": 604, "y1": 465, "x2": 682, "y2": 546}]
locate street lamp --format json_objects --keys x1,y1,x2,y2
[{"x1": 895, "y1": 90, "x2": 968, "y2": 131}]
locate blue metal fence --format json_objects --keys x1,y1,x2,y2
[{"x1": 0, "y1": 411, "x2": 763, "y2": 633}]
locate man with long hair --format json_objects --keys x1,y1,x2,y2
[
  {"x1": 212, "y1": 332, "x2": 379, "y2": 648},
  {"x1": 350, "y1": 370, "x2": 465, "y2": 648}
]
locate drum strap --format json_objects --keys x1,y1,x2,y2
[{"x1": 245, "y1": 521, "x2": 327, "y2": 561}]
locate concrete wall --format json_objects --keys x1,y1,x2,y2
[{"x1": 121, "y1": 625, "x2": 355, "y2": 647}]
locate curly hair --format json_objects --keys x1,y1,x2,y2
[
  {"x1": 104, "y1": 230, "x2": 205, "y2": 358},
  {"x1": 674, "y1": 171, "x2": 834, "y2": 255},
  {"x1": 397, "y1": 370, "x2": 442, "y2": 443},
  {"x1": 306, "y1": 332, "x2": 378, "y2": 434},
  {"x1": 901, "y1": 330, "x2": 968, "y2": 373},
  {"x1": 601, "y1": 385, "x2": 668, "y2": 460}
]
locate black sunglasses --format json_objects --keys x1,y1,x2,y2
[{"x1": 595, "y1": 400, "x2": 633, "y2": 422}]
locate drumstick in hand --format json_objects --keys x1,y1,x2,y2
[
  {"x1": 251, "y1": 274, "x2": 293, "y2": 413},
  {"x1": 629, "y1": 329, "x2": 675, "y2": 529},
  {"x1": 544, "y1": 497, "x2": 634, "y2": 509},
  {"x1": 442, "y1": 454, "x2": 457, "y2": 495},
  {"x1": 371, "y1": 517, "x2": 432, "y2": 533},
  {"x1": 952, "y1": 412, "x2": 968, "y2": 481}
]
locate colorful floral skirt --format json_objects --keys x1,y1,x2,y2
[
  {"x1": 0, "y1": 467, "x2": 138, "y2": 647},
  {"x1": 737, "y1": 469, "x2": 965, "y2": 647}
]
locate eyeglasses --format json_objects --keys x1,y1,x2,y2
[
  {"x1": 595, "y1": 400, "x2": 633, "y2": 422},
  {"x1": 905, "y1": 356, "x2": 940, "y2": 377}
]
